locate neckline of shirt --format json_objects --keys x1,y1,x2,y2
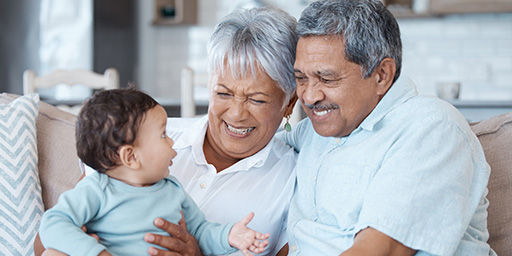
[{"x1": 105, "y1": 173, "x2": 170, "y2": 192}]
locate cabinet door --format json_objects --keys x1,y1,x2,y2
[{"x1": 430, "y1": 0, "x2": 512, "y2": 14}]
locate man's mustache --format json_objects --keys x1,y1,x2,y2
[{"x1": 304, "y1": 103, "x2": 340, "y2": 111}]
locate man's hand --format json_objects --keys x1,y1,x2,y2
[
  {"x1": 228, "y1": 212, "x2": 270, "y2": 256},
  {"x1": 144, "y1": 213, "x2": 202, "y2": 256},
  {"x1": 340, "y1": 227, "x2": 416, "y2": 256}
]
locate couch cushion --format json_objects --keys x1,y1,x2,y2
[
  {"x1": 0, "y1": 94, "x2": 43, "y2": 255},
  {"x1": 471, "y1": 112, "x2": 512, "y2": 256},
  {"x1": 0, "y1": 93, "x2": 81, "y2": 210}
]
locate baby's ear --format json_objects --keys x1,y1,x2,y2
[{"x1": 118, "y1": 145, "x2": 141, "y2": 169}]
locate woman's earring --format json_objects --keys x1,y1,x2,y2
[{"x1": 284, "y1": 116, "x2": 291, "y2": 132}]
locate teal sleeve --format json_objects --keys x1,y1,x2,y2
[
  {"x1": 39, "y1": 175, "x2": 106, "y2": 256},
  {"x1": 181, "y1": 191, "x2": 236, "y2": 255}
]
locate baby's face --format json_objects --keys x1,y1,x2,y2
[{"x1": 132, "y1": 105, "x2": 176, "y2": 185}]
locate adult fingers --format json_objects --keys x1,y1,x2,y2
[
  {"x1": 153, "y1": 217, "x2": 187, "y2": 241},
  {"x1": 147, "y1": 246, "x2": 181, "y2": 256},
  {"x1": 81, "y1": 225, "x2": 100, "y2": 242},
  {"x1": 178, "y1": 211, "x2": 188, "y2": 231},
  {"x1": 144, "y1": 233, "x2": 186, "y2": 253},
  {"x1": 91, "y1": 234, "x2": 100, "y2": 242}
]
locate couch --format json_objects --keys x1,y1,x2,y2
[{"x1": 0, "y1": 92, "x2": 510, "y2": 255}]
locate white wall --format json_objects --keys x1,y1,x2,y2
[
  {"x1": 399, "y1": 13, "x2": 512, "y2": 100},
  {"x1": 136, "y1": 0, "x2": 227, "y2": 99},
  {"x1": 135, "y1": 0, "x2": 309, "y2": 100},
  {"x1": 136, "y1": 1, "x2": 512, "y2": 102}
]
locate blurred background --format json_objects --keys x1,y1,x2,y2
[{"x1": 1, "y1": 0, "x2": 512, "y2": 120}]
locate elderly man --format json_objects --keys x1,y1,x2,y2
[{"x1": 280, "y1": 0, "x2": 496, "y2": 255}]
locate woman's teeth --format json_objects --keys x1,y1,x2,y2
[
  {"x1": 313, "y1": 109, "x2": 332, "y2": 116},
  {"x1": 226, "y1": 124, "x2": 255, "y2": 135}
]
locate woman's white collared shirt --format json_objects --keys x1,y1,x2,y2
[{"x1": 166, "y1": 116, "x2": 297, "y2": 256}]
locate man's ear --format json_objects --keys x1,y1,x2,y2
[
  {"x1": 283, "y1": 93, "x2": 299, "y2": 118},
  {"x1": 373, "y1": 58, "x2": 396, "y2": 96},
  {"x1": 118, "y1": 145, "x2": 140, "y2": 169}
]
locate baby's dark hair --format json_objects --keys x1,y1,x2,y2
[{"x1": 76, "y1": 88, "x2": 159, "y2": 172}]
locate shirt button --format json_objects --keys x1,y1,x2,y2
[
  {"x1": 200, "y1": 183, "x2": 207, "y2": 189},
  {"x1": 291, "y1": 245, "x2": 297, "y2": 251},
  {"x1": 313, "y1": 176, "x2": 317, "y2": 181},
  {"x1": 335, "y1": 138, "x2": 341, "y2": 144}
]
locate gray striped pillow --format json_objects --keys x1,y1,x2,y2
[{"x1": 0, "y1": 94, "x2": 43, "y2": 256}]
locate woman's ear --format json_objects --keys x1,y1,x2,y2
[
  {"x1": 118, "y1": 145, "x2": 141, "y2": 169},
  {"x1": 283, "y1": 94, "x2": 299, "y2": 118},
  {"x1": 373, "y1": 58, "x2": 396, "y2": 96}
]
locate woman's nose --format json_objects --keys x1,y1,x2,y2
[{"x1": 226, "y1": 97, "x2": 249, "y2": 120}]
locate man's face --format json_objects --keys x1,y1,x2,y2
[{"x1": 294, "y1": 35, "x2": 382, "y2": 138}]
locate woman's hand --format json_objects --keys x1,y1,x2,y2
[{"x1": 144, "y1": 213, "x2": 202, "y2": 256}]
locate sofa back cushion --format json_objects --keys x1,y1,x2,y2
[
  {"x1": 471, "y1": 112, "x2": 512, "y2": 256},
  {"x1": 0, "y1": 93, "x2": 81, "y2": 210}
]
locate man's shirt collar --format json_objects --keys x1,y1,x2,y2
[{"x1": 359, "y1": 77, "x2": 418, "y2": 131}]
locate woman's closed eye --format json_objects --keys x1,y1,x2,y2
[
  {"x1": 249, "y1": 98, "x2": 266, "y2": 104},
  {"x1": 216, "y1": 92, "x2": 232, "y2": 97}
]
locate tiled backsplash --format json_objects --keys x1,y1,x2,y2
[
  {"x1": 399, "y1": 13, "x2": 512, "y2": 100},
  {"x1": 137, "y1": 0, "x2": 512, "y2": 102}
]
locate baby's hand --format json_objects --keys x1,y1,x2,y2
[{"x1": 228, "y1": 212, "x2": 270, "y2": 256}]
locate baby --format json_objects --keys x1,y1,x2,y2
[{"x1": 39, "y1": 88, "x2": 269, "y2": 256}]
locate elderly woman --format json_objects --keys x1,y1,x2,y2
[
  {"x1": 146, "y1": 7, "x2": 298, "y2": 256},
  {"x1": 35, "y1": 7, "x2": 298, "y2": 256}
]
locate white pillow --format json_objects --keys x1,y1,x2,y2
[{"x1": 0, "y1": 94, "x2": 43, "y2": 255}]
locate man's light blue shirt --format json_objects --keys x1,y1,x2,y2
[{"x1": 280, "y1": 78, "x2": 495, "y2": 255}]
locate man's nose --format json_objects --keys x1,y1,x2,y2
[{"x1": 300, "y1": 82, "x2": 324, "y2": 106}]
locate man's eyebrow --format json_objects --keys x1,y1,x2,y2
[
  {"x1": 293, "y1": 69, "x2": 303, "y2": 73},
  {"x1": 315, "y1": 70, "x2": 338, "y2": 77}
]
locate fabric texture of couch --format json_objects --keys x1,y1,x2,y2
[
  {"x1": 0, "y1": 92, "x2": 510, "y2": 255},
  {"x1": 471, "y1": 111, "x2": 512, "y2": 255},
  {"x1": 0, "y1": 93, "x2": 82, "y2": 211}
]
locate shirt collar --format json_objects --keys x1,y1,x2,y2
[
  {"x1": 359, "y1": 77, "x2": 418, "y2": 131},
  {"x1": 173, "y1": 115, "x2": 209, "y2": 150},
  {"x1": 227, "y1": 137, "x2": 274, "y2": 173}
]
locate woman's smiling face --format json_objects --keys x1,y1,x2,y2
[{"x1": 206, "y1": 66, "x2": 288, "y2": 162}]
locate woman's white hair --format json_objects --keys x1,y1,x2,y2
[{"x1": 207, "y1": 7, "x2": 298, "y2": 102}]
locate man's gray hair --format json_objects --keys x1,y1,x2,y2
[
  {"x1": 297, "y1": 0, "x2": 402, "y2": 83},
  {"x1": 207, "y1": 7, "x2": 298, "y2": 101}
]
